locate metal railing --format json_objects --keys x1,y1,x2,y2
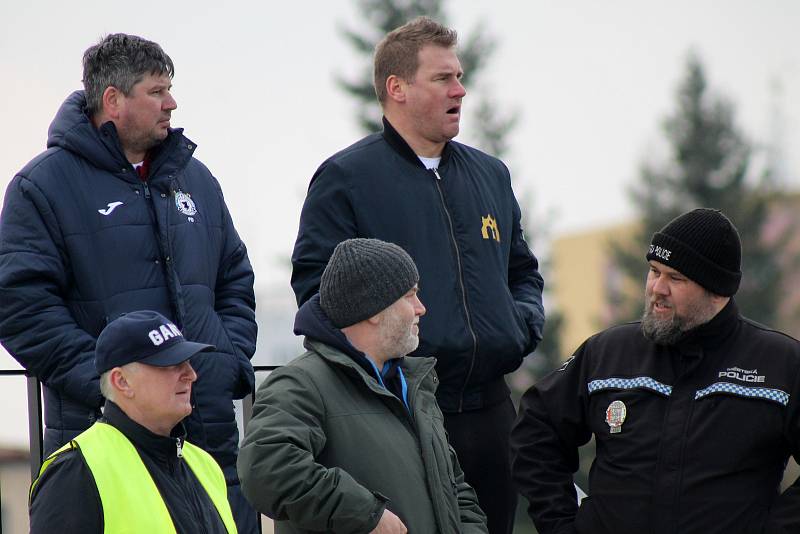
[{"x1": 0, "y1": 365, "x2": 279, "y2": 481}]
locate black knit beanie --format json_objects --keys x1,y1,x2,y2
[
  {"x1": 320, "y1": 238, "x2": 420, "y2": 328},
  {"x1": 646, "y1": 208, "x2": 742, "y2": 296}
]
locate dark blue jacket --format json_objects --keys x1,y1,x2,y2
[
  {"x1": 0, "y1": 91, "x2": 256, "y2": 480},
  {"x1": 292, "y1": 118, "x2": 544, "y2": 412}
]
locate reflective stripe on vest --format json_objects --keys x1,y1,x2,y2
[{"x1": 32, "y1": 422, "x2": 237, "y2": 533}]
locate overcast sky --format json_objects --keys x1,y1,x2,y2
[{"x1": 1, "y1": 0, "x2": 798, "y2": 445}]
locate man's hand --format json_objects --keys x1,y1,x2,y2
[{"x1": 370, "y1": 509, "x2": 407, "y2": 533}]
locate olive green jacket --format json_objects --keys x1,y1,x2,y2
[{"x1": 238, "y1": 340, "x2": 488, "y2": 533}]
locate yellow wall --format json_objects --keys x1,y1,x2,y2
[{"x1": 552, "y1": 222, "x2": 640, "y2": 357}]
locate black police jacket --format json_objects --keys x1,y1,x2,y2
[
  {"x1": 511, "y1": 300, "x2": 800, "y2": 534},
  {"x1": 291, "y1": 118, "x2": 545, "y2": 412}
]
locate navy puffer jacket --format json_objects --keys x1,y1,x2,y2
[{"x1": 0, "y1": 91, "x2": 256, "y2": 479}]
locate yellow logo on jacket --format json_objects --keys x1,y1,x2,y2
[{"x1": 481, "y1": 214, "x2": 500, "y2": 242}]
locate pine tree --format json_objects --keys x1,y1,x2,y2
[{"x1": 610, "y1": 54, "x2": 789, "y2": 328}]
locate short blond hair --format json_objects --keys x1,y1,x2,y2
[{"x1": 373, "y1": 17, "x2": 458, "y2": 104}]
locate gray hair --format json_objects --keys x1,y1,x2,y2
[
  {"x1": 99, "y1": 370, "x2": 115, "y2": 402},
  {"x1": 82, "y1": 33, "x2": 174, "y2": 117},
  {"x1": 99, "y1": 362, "x2": 144, "y2": 402}
]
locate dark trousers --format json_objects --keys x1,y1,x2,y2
[
  {"x1": 229, "y1": 481, "x2": 260, "y2": 534},
  {"x1": 444, "y1": 397, "x2": 517, "y2": 534}
]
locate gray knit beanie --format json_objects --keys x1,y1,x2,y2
[{"x1": 320, "y1": 238, "x2": 419, "y2": 328}]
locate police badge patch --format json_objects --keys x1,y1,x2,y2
[
  {"x1": 174, "y1": 190, "x2": 197, "y2": 216},
  {"x1": 605, "y1": 400, "x2": 627, "y2": 434}
]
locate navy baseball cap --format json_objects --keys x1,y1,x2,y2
[{"x1": 95, "y1": 310, "x2": 214, "y2": 374}]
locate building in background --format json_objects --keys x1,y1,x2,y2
[
  {"x1": 551, "y1": 222, "x2": 640, "y2": 356},
  {"x1": 1, "y1": 447, "x2": 29, "y2": 534},
  {"x1": 551, "y1": 193, "x2": 800, "y2": 358}
]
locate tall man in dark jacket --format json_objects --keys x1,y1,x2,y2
[
  {"x1": 511, "y1": 208, "x2": 800, "y2": 534},
  {"x1": 291, "y1": 17, "x2": 545, "y2": 533},
  {"x1": 240, "y1": 238, "x2": 487, "y2": 533},
  {"x1": 0, "y1": 34, "x2": 258, "y2": 533}
]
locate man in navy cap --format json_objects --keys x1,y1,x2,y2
[{"x1": 29, "y1": 310, "x2": 237, "y2": 534}]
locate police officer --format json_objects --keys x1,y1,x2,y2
[
  {"x1": 30, "y1": 311, "x2": 237, "y2": 534},
  {"x1": 511, "y1": 208, "x2": 800, "y2": 534}
]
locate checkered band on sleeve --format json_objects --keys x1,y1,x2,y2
[
  {"x1": 587, "y1": 376, "x2": 673, "y2": 397},
  {"x1": 694, "y1": 382, "x2": 789, "y2": 406}
]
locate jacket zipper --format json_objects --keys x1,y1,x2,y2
[
  {"x1": 407, "y1": 361, "x2": 436, "y2": 414},
  {"x1": 408, "y1": 361, "x2": 456, "y2": 528},
  {"x1": 432, "y1": 168, "x2": 478, "y2": 413},
  {"x1": 360, "y1": 357, "x2": 435, "y2": 426},
  {"x1": 142, "y1": 180, "x2": 185, "y2": 330},
  {"x1": 175, "y1": 436, "x2": 212, "y2": 534}
]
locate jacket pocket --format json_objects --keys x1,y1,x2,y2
[
  {"x1": 586, "y1": 380, "x2": 669, "y2": 465},
  {"x1": 427, "y1": 411, "x2": 461, "y2": 529},
  {"x1": 575, "y1": 495, "x2": 650, "y2": 534},
  {"x1": 690, "y1": 390, "x2": 785, "y2": 473},
  {"x1": 574, "y1": 496, "x2": 595, "y2": 533},
  {"x1": 208, "y1": 311, "x2": 254, "y2": 399}
]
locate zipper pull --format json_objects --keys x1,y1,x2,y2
[
  {"x1": 432, "y1": 168, "x2": 442, "y2": 180},
  {"x1": 143, "y1": 182, "x2": 151, "y2": 199},
  {"x1": 176, "y1": 437, "x2": 183, "y2": 458}
]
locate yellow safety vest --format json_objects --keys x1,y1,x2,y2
[{"x1": 31, "y1": 422, "x2": 237, "y2": 534}]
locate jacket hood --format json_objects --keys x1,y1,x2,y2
[
  {"x1": 294, "y1": 295, "x2": 407, "y2": 384},
  {"x1": 295, "y1": 295, "x2": 412, "y2": 411},
  {"x1": 46, "y1": 90, "x2": 192, "y2": 180},
  {"x1": 47, "y1": 90, "x2": 131, "y2": 173},
  {"x1": 294, "y1": 294, "x2": 366, "y2": 361}
]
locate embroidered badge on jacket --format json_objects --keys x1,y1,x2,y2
[
  {"x1": 481, "y1": 214, "x2": 500, "y2": 242},
  {"x1": 606, "y1": 400, "x2": 627, "y2": 434},
  {"x1": 175, "y1": 190, "x2": 198, "y2": 216}
]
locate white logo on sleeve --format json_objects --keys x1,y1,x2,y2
[{"x1": 98, "y1": 201, "x2": 124, "y2": 215}]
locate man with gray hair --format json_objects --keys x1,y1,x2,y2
[
  {"x1": 0, "y1": 33, "x2": 257, "y2": 532},
  {"x1": 239, "y1": 238, "x2": 488, "y2": 533}
]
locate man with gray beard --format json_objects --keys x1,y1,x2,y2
[
  {"x1": 238, "y1": 238, "x2": 487, "y2": 534},
  {"x1": 510, "y1": 208, "x2": 800, "y2": 534}
]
